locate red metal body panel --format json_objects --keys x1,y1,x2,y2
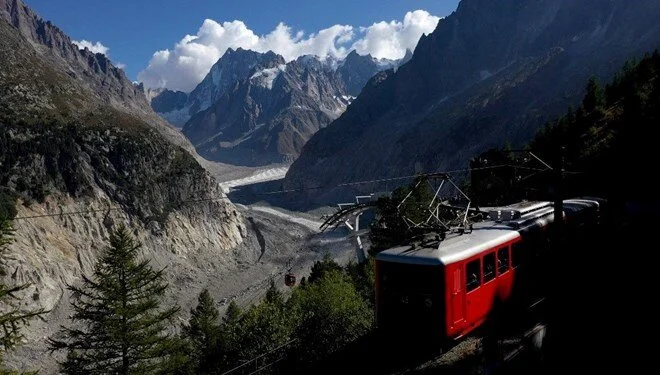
[{"x1": 443, "y1": 237, "x2": 520, "y2": 339}]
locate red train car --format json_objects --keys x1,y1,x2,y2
[{"x1": 374, "y1": 199, "x2": 603, "y2": 342}]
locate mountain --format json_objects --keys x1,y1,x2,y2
[
  {"x1": 148, "y1": 48, "x2": 285, "y2": 127},
  {"x1": 338, "y1": 50, "x2": 411, "y2": 96},
  {"x1": 0, "y1": 1, "x2": 250, "y2": 367},
  {"x1": 285, "y1": 0, "x2": 660, "y2": 202},
  {"x1": 183, "y1": 54, "x2": 351, "y2": 166},
  {"x1": 177, "y1": 50, "x2": 413, "y2": 166},
  {"x1": 150, "y1": 49, "x2": 411, "y2": 162}
]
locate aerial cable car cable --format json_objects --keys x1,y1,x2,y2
[{"x1": 12, "y1": 163, "x2": 570, "y2": 221}]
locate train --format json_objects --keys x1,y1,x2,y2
[{"x1": 374, "y1": 198, "x2": 604, "y2": 343}]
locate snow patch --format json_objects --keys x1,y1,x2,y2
[
  {"x1": 333, "y1": 94, "x2": 355, "y2": 107},
  {"x1": 248, "y1": 206, "x2": 321, "y2": 231},
  {"x1": 375, "y1": 57, "x2": 398, "y2": 69},
  {"x1": 157, "y1": 107, "x2": 191, "y2": 128},
  {"x1": 220, "y1": 166, "x2": 289, "y2": 192},
  {"x1": 250, "y1": 64, "x2": 287, "y2": 89}
]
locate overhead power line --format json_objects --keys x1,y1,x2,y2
[{"x1": 12, "y1": 163, "x2": 565, "y2": 222}]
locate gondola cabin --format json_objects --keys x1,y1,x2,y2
[{"x1": 374, "y1": 199, "x2": 603, "y2": 342}]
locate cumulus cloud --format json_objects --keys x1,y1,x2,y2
[
  {"x1": 72, "y1": 39, "x2": 110, "y2": 55},
  {"x1": 138, "y1": 10, "x2": 440, "y2": 92},
  {"x1": 352, "y1": 10, "x2": 440, "y2": 60},
  {"x1": 115, "y1": 62, "x2": 126, "y2": 69}
]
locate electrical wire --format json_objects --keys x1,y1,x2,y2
[{"x1": 11, "y1": 163, "x2": 566, "y2": 221}]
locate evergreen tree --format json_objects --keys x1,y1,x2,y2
[
  {"x1": 231, "y1": 294, "x2": 291, "y2": 361},
  {"x1": 289, "y1": 269, "x2": 372, "y2": 364},
  {"x1": 264, "y1": 280, "x2": 284, "y2": 306},
  {"x1": 49, "y1": 226, "x2": 182, "y2": 374},
  {"x1": 222, "y1": 301, "x2": 242, "y2": 327},
  {"x1": 182, "y1": 290, "x2": 221, "y2": 374},
  {"x1": 0, "y1": 218, "x2": 43, "y2": 374},
  {"x1": 308, "y1": 254, "x2": 342, "y2": 284},
  {"x1": 214, "y1": 301, "x2": 242, "y2": 372},
  {"x1": 582, "y1": 77, "x2": 606, "y2": 112}
]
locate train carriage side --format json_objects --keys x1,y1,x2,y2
[
  {"x1": 375, "y1": 199, "x2": 604, "y2": 343},
  {"x1": 375, "y1": 223, "x2": 520, "y2": 341},
  {"x1": 441, "y1": 234, "x2": 522, "y2": 340}
]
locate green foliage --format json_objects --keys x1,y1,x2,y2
[
  {"x1": 49, "y1": 226, "x2": 183, "y2": 374},
  {"x1": 223, "y1": 301, "x2": 242, "y2": 326},
  {"x1": 369, "y1": 176, "x2": 435, "y2": 252},
  {"x1": 289, "y1": 269, "x2": 373, "y2": 364},
  {"x1": 469, "y1": 148, "x2": 532, "y2": 206},
  {"x1": 472, "y1": 50, "x2": 660, "y2": 203},
  {"x1": 265, "y1": 280, "x2": 285, "y2": 306},
  {"x1": 308, "y1": 254, "x2": 343, "y2": 283},
  {"x1": 532, "y1": 51, "x2": 660, "y2": 200},
  {"x1": 231, "y1": 296, "x2": 292, "y2": 361},
  {"x1": 345, "y1": 258, "x2": 376, "y2": 307},
  {"x1": 0, "y1": 118, "x2": 207, "y2": 224},
  {"x1": 182, "y1": 290, "x2": 221, "y2": 375},
  {"x1": 582, "y1": 77, "x2": 606, "y2": 113},
  {"x1": 195, "y1": 257, "x2": 375, "y2": 373},
  {"x1": 0, "y1": 191, "x2": 16, "y2": 220},
  {"x1": 0, "y1": 218, "x2": 43, "y2": 374}
]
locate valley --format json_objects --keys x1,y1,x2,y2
[
  {"x1": 6, "y1": 166, "x2": 359, "y2": 373},
  {"x1": 1, "y1": 0, "x2": 658, "y2": 373}
]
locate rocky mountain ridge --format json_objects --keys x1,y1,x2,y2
[
  {"x1": 182, "y1": 53, "x2": 352, "y2": 165},
  {"x1": 150, "y1": 48, "x2": 412, "y2": 165},
  {"x1": 284, "y1": 0, "x2": 660, "y2": 203}
]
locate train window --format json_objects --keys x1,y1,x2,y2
[
  {"x1": 466, "y1": 260, "x2": 481, "y2": 292},
  {"x1": 483, "y1": 253, "x2": 496, "y2": 282},
  {"x1": 512, "y1": 242, "x2": 523, "y2": 268},
  {"x1": 498, "y1": 247, "x2": 510, "y2": 274}
]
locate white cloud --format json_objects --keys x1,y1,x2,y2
[
  {"x1": 138, "y1": 10, "x2": 440, "y2": 92},
  {"x1": 72, "y1": 39, "x2": 110, "y2": 55},
  {"x1": 115, "y1": 62, "x2": 126, "y2": 69},
  {"x1": 352, "y1": 10, "x2": 440, "y2": 60}
]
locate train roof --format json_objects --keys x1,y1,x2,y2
[{"x1": 375, "y1": 199, "x2": 601, "y2": 266}]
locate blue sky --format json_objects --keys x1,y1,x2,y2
[{"x1": 24, "y1": 0, "x2": 460, "y2": 90}]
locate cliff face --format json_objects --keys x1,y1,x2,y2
[
  {"x1": 0, "y1": 0, "x2": 247, "y2": 343},
  {"x1": 183, "y1": 55, "x2": 351, "y2": 166},
  {"x1": 285, "y1": 0, "x2": 660, "y2": 202},
  {"x1": 0, "y1": 0, "x2": 147, "y2": 114}
]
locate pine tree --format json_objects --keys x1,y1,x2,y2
[
  {"x1": 583, "y1": 77, "x2": 606, "y2": 113},
  {"x1": 222, "y1": 301, "x2": 242, "y2": 327},
  {"x1": 49, "y1": 226, "x2": 181, "y2": 374},
  {"x1": 264, "y1": 280, "x2": 284, "y2": 306},
  {"x1": 308, "y1": 254, "x2": 342, "y2": 283},
  {"x1": 183, "y1": 290, "x2": 220, "y2": 374},
  {"x1": 0, "y1": 218, "x2": 43, "y2": 374}
]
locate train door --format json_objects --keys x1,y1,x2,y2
[
  {"x1": 465, "y1": 258, "x2": 482, "y2": 326},
  {"x1": 450, "y1": 267, "x2": 465, "y2": 327},
  {"x1": 496, "y1": 245, "x2": 514, "y2": 301}
]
